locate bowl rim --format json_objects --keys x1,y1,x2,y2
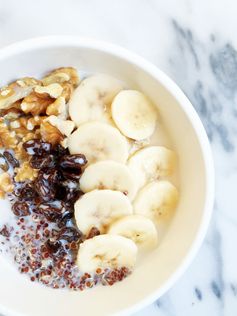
[{"x1": 0, "y1": 36, "x2": 215, "y2": 316}]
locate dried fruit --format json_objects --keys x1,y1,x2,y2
[
  {"x1": 0, "y1": 153, "x2": 9, "y2": 171},
  {"x1": 14, "y1": 182, "x2": 38, "y2": 201},
  {"x1": 61, "y1": 168, "x2": 82, "y2": 181},
  {"x1": 30, "y1": 155, "x2": 55, "y2": 169},
  {"x1": 23, "y1": 140, "x2": 52, "y2": 156},
  {"x1": 45, "y1": 240, "x2": 62, "y2": 253},
  {"x1": 34, "y1": 169, "x2": 59, "y2": 202},
  {"x1": 37, "y1": 201, "x2": 66, "y2": 221},
  {"x1": 12, "y1": 201, "x2": 31, "y2": 216},
  {"x1": 60, "y1": 154, "x2": 87, "y2": 169},
  {"x1": 52, "y1": 144, "x2": 69, "y2": 158},
  {"x1": 57, "y1": 227, "x2": 83, "y2": 243},
  {"x1": 3, "y1": 151, "x2": 19, "y2": 168},
  {"x1": 0, "y1": 225, "x2": 10, "y2": 237}
]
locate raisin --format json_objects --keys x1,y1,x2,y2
[
  {"x1": 87, "y1": 227, "x2": 100, "y2": 239},
  {"x1": 56, "y1": 179, "x2": 82, "y2": 205},
  {"x1": 60, "y1": 154, "x2": 87, "y2": 169},
  {"x1": 0, "y1": 225, "x2": 10, "y2": 237},
  {"x1": 12, "y1": 201, "x2": 31, "y2": 216},
  {"x1": 34, "y1": 175, "x2": 55, "y2": 201},
  {"x1": 58, "y1": 210, "x2": 74, "y2": 228},
  {"x1": 52, "y1": 144, "x2": 69, "y2": 158},
  {"x1": 57, "y1": 227, "x2": 83, "y2": 243},
  {"x1": 61, "y1": 167, "x2": 82, "y2": 180},
  {"x1": 37, "y1": 201, "x2": 66, "y2": 221},
  {"x1": 23, "y1": 140, "x2": 52, "y2": 156},
  {"x1": 0, "y1": 153, "x2": 9, "y2": 171},
  {"x1": 3, "y1": 151, "x2": 19, "y2": 168},
  {"x1": 45, "y1": 240, "x2": 62, "y2": 254},
  {"x1": 14, "y1": 182, "x2": 38, "y2": 201},
  {"x1": 30, "y1": 155, "x2": 55, "y2": 169},
  {"x1": 65, "y1": 190, "x2": 83, "y2": 205}
]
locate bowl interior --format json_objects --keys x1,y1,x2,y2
[{"x1": 0, "y1": 40, "x2": 211, "y2": 316}]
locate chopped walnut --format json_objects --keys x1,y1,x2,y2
[
  {"x1": 46, "y1": 96, "x2": 67, "y2": 117},
  {"x1": 0, "y1": 172, "x2": 14, "y2": 198},
  {"x1": 61, "y1": 82, "x2": 74, "y2": 102},
  {"x1": 14, "y1": 161, "x2": 38, "y2": 182},
  {"x1": 11, "y1": 126, "x2": 29, "y2": 139},
  {"x1": 9, "y1": 116, "x2": 45, "y2": 141},
  {"x1": 0, "y1": 118, "x2": 18, "y2": 149},
  {"x1": 0, "y1": 100, "x2": 23, "y2": 119},
  {"x1": 17, "y1": 116, "x2": 46, "y2": 130},
  {"x1": 14, "y1": 142, "x2": 30, "y2": 161},
  {"x1": 34, "y1": 83, "x2": 63, "y2": 99},
  {"x1": 42, "y1": 67, "x2": 79, "y2": 87},
  {"x1": 21, "y1": 91, "x2": 53, "y2": 116},
  {"x1": 0, "y1": 78, "x2": 39, "y2": 110},
  {"x1": 40, "y1": 121, "x2": 63, "y2": 145},
  {"x1": 46, "y1": 115, "x2": 75, "y2": 137}
]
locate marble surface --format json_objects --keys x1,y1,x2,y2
[{"x1": 0, "y1": 0, "x2": 237, "y2": 315}]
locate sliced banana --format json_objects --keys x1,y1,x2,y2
[
  {"x1": 74, "y1": 189, "x2": 133, "y2": 234},
  {"x1": 77, "y1": 234, "x2": 137, "y2": 273},
  {"x1": 79, "y1": 160, "x2": 137, "y2": 200},
  {"x1": 108, "y1": 215, "x2": 158, "y2": 250},
  {"x1": 133, "y1": 181, "x2": 179, "y2": 220},
  {"x1": 68, "y1": 122, "x2": 129, "y2": 164},
  {"x1": 112, "y1": 90, "x2": 157, "y2": 140},
  {"x1": 69, "y1": 74, "x2": 123, "y2": 126},
  {"x1": 128, "y1": 146, "x2": 176, "y2": 190}
]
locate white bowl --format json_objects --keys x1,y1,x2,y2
[{"x1": 0, "y1": 37, "x2": 214, "y2": 316}]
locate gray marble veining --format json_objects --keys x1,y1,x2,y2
[{"x1": 0, "y1": 0, "x2": 236, "y2": 315}]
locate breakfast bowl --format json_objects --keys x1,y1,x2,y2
[{"x1": 0, "y1": 37, "x2": 214, "y2": 316}]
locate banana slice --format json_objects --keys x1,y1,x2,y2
[
  {"x1": 74, "y1": 189, "x2": 133, "y2": 234},
  {"x1": 128, "y1": 146, "x2": 176, "y2": 190},
  {"x1": 112, "y1": 90, "x2": 157, "y2": 140},
  {"x1": 69, "y1": 74, "x2": 123, "y2": 126},
  {"x1": 79, "y1": 160, "x2": 137, "y2": 200},
  {"x1": 77, "y1": 234, "x2": 137, "y2": 273},
  {"x1": 68, "y1": 122, "x2": 129, "y2": 164},
  {"x1": 108, "y1": 215, "x2": 158, "y2": 250},
  {"x1": 133, "y1": 181, "x2": 179, "y2": 220}
]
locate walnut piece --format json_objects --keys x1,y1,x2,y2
[
  {"x1": 0, "y1": 172, "x2": 14, "y2": 198},
  {"x1": 46, "y1": 115, "x2": 75, "y2": 137},
  {"x1": 0, "y1": 78, "x2": 39, "y2": 110},
  {"x1": 46, "y1": 96, "x2": 67, "y2": 117},
  {"x1": 14, "y1": 142, "x2": 29, "y2": 161},
  {"x1": 42, "y1": 67, "x2": 79, "y2": 87},
  {"x1": 40, "y1": 121, "x2": 63, "y2": 145},
  {"x1": 0, "y1": 118, "x2": 18, "y2": 149},
  {"x1": 21, "y1": 91, "x2": 53, "y2": 116},
  {"x1": 14, "y1": 161, "x2": 38, "y2": 182},
  {"x1": 9, "y1": 116, "x2": 44, "y2": 142},
  {"x1": 61, "y1": 82, "x2": 74, "y2": 102},
  {"x1": 34, "y1": 83, "x2": 63, "y2": 99}
]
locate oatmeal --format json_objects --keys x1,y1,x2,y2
[{"x1": 0, "y1": 69, "x2": 179, "y2": 290}]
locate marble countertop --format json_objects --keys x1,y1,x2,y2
[{"x1": 0, "y1": 0, "x2": 237, "y2": 315}]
